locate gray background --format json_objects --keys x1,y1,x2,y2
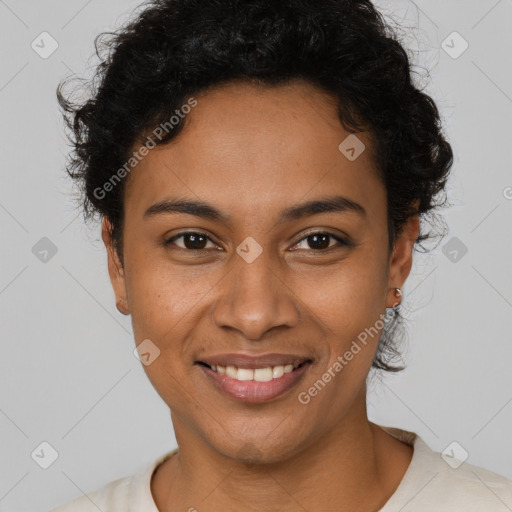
[{"x1": 0, "y1": 0, "x2": 511, "y2": 510}]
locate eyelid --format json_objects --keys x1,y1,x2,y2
[
  {"x1": 164, "y1": 230, "x2": 220, "y2": 250},
  {"x1": 164, "y1": 229, "x2": 352, "y2": 252},
  {"x1": 290, "y1": 230, "x2": 352, "y2": 251}
]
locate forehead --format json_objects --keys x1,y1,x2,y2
[{"x1": 124, "y1": 80, "x2": 384, "y2": 222}]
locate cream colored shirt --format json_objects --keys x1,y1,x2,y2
[{"x1": 49, "y1": 426, "x2": 512, "y2": 511}]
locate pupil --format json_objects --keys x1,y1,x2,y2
[
  {"x1": 185, "y1": 234, "x2": 207, "y2": 250},
  {"x1": 308, "y1": 234, "x2": 329, "y2": 250}
]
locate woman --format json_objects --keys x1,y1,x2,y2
[{"x1": 52, "y1": 0, "x2": 512, "y2": 510}]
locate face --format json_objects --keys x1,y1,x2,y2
[{"x1": 103, "y1": 80, "x2": 418, "y2": 463}]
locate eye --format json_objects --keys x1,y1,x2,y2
[
  {"x1": 163, "y1": 230, "x2": 351, "y2": 252},
  {"x1": 164, "y1": 231, "x2": 219, "y2": 251},
  {"x1": 291, "y1": 231, "x2": 350, "y2": 251}
]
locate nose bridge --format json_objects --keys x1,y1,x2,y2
[{"x1": 212, "y1": 245, "x2": 300, "y2": 340}]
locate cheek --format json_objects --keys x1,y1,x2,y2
[
  {"x1": 124, "y1": 243, "x2": 208, "y2": 340},
  {"x1": 298, "y1": 246, "x2": 389, "y2": 378},
  {"x1": 124, "y1": 256, "x2": 207, "y2": 407},
  {"x1": 292, "y1": 262, "x2": 388, "y2": 425},
  {"x1": 123, "y1": 246, "x2": 224, "y2": 404},
  {"x1": 301, "y1": 247, "x2": 388, "y2": 330}
]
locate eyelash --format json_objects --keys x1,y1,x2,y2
[{"x1": 163, "y1": 231, "x2": 351, "y2": 252}]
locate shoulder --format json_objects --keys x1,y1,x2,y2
[
  {"x1": 379, "y1": 426, "x2": 512, "y2": 511},
  {"x1": 48, "y1": 476, "x2": 132, "y2": 512},
  {"x1": 428, "y1": 456, "x2": 512, "y2": 509},
  {"x1": 48, "y1": 450, "x2": 177, "y2": 512}
]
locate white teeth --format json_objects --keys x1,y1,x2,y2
[
  {"x1": 272, "y1": 365, "x2": 284, "y2": 379},
  {"x1": 208, "y1": 362, "x2": 307, "y2": 381},
  {"x1": 254, "y1": 367, "x2": 273, "y2": 382},
  {"x1": 237, "y1": 368, "x2": 254, "y2": 381},
  {"x1": 225, "y1": 365, "x2": 238, "y2": 379}
]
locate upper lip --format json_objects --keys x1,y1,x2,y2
[{"x1": 196, "y1": 353, "x2": 312, "y2": 369}]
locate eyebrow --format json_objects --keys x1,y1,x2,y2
[{"x1": 143, "y1": 195, "x2": 366, "y2": 224}]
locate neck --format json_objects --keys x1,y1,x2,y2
[{"x1": 151, "y1": 397, "x2": 412, "y2": 512}]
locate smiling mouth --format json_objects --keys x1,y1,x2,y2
[{"x1": 195, "y1": 360, "x2": 312, "y2": 382}]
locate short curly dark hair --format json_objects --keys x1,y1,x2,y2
[{"x1": 57, "y1": 0, "x2": 453, "y2": 372}]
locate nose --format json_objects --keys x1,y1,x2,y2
[{"x1": 211, "y1": 250, "x2": 301, "y2": 341}]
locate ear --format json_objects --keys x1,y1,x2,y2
[
  {"x1": 386, "y1": 204, "x2": 420, "y2": 308},
  {"x1": 101, "y1": 216, "x2": 130, "y2": 315}
]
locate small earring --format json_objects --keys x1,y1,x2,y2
[{"x1": 390, "y1": 287, "x2": 402, "y2": 312}]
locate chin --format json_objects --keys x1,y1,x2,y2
[{"x1": 211, "y1": 434, "x2": 305, "y2": 465}]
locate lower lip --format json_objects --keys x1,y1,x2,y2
[{"x1": 198, "y1": 363, "x2": 311, "y2": 403}]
